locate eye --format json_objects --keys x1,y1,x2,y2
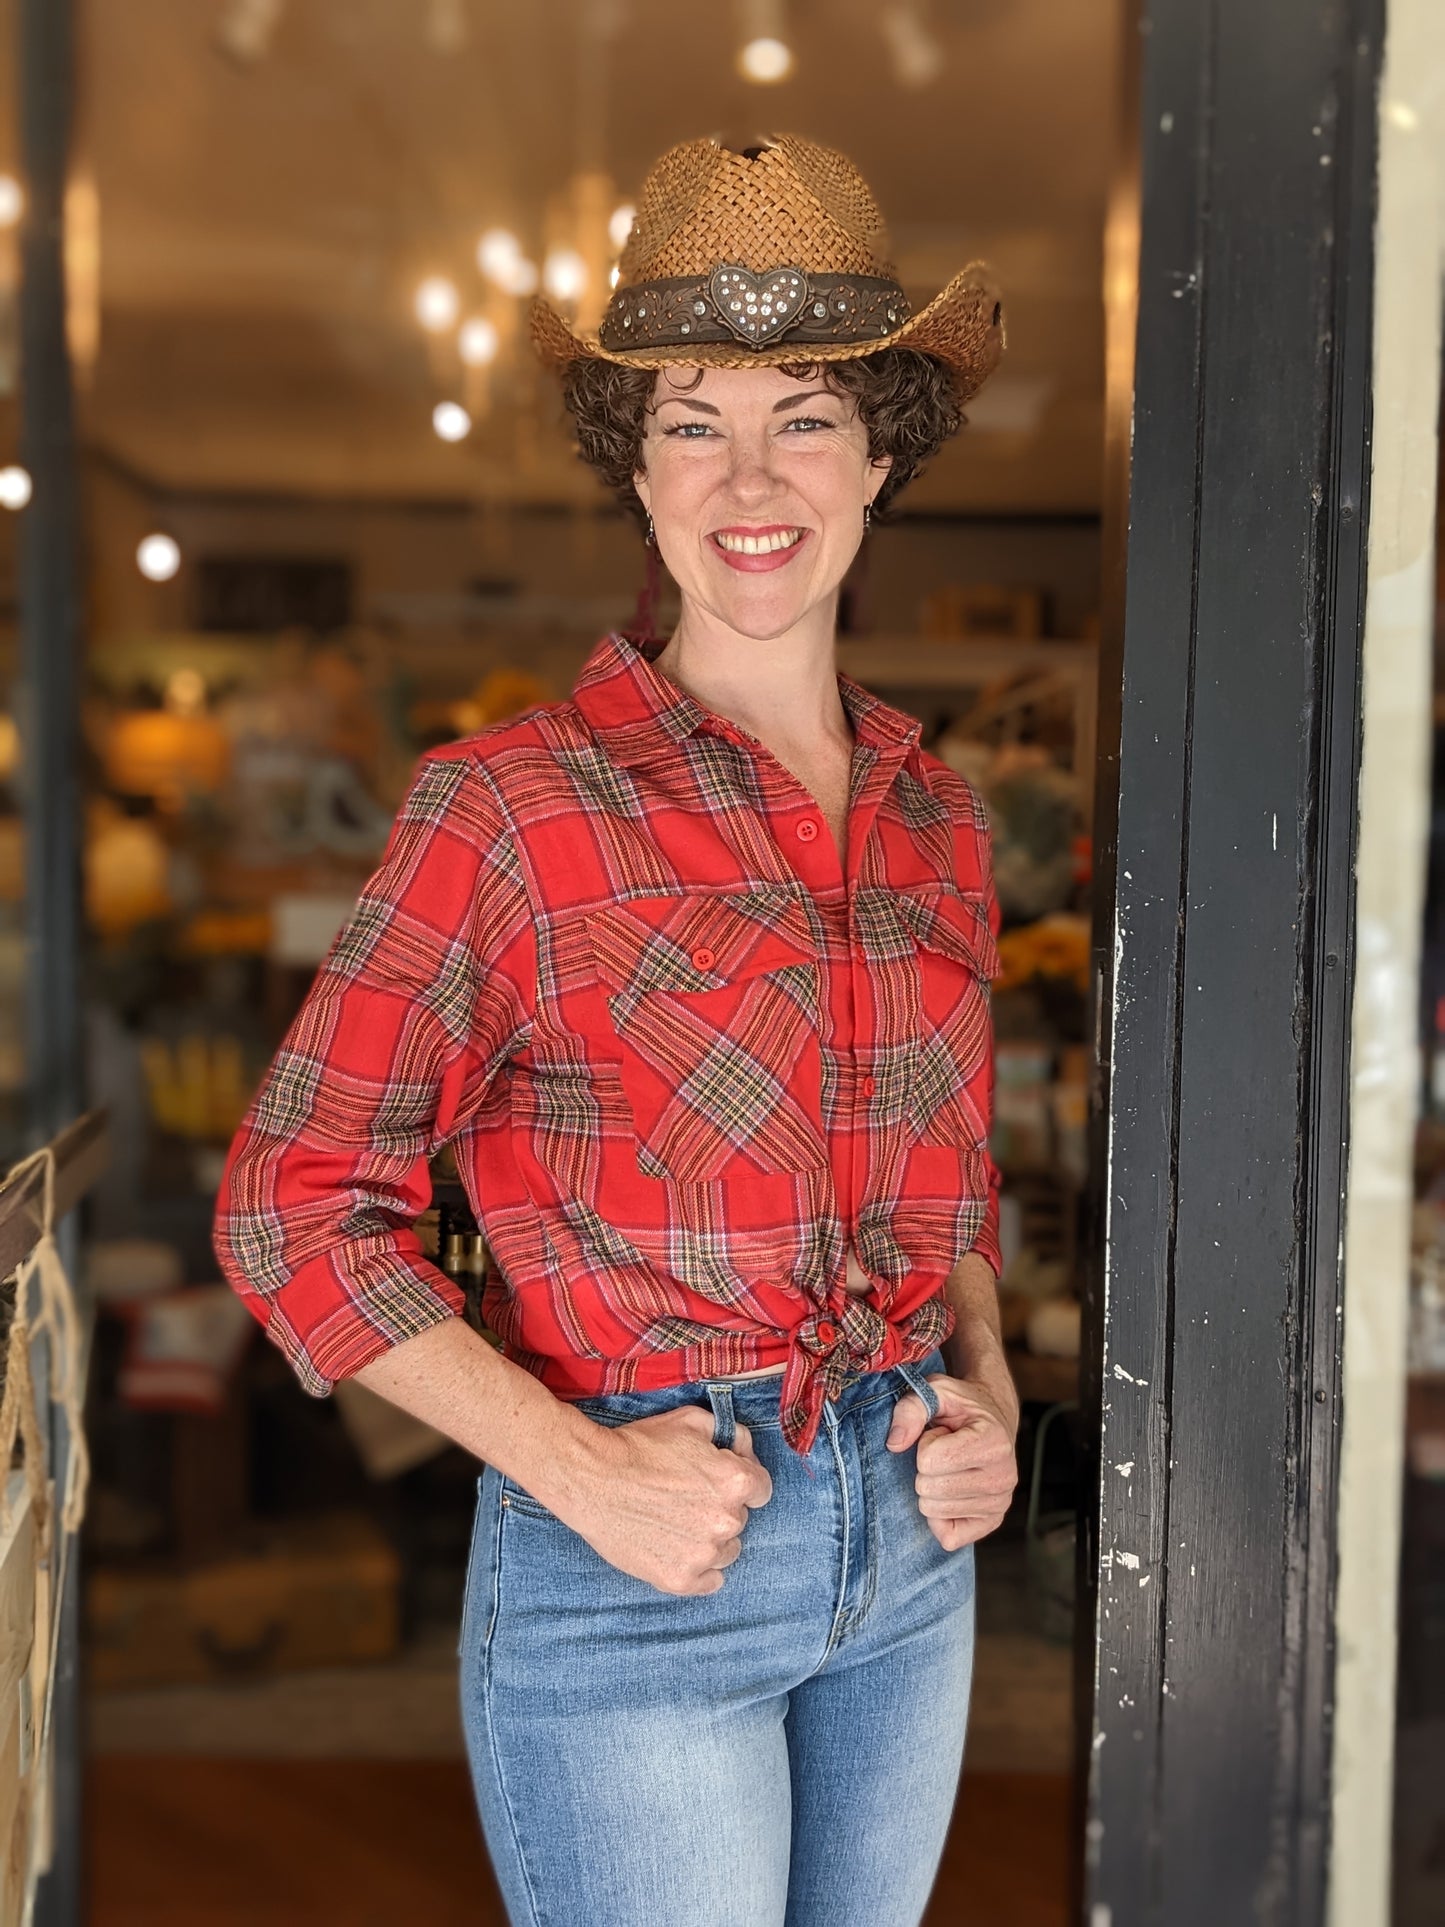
[
  {"x1": 782, "y1": 415, "x2": 842, "y2": 433},
  {"x1": 661, "y1": 420, "x2": 715, "y2": 438}
]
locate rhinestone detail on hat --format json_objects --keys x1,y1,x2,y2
[
  {"x1": 708, "y1": 266, "x2": 809, "y2": 345},
  {"x1": 596, "y1": 272, "x2": 917, "y2": 356}
]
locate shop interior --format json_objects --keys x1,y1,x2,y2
[{"x1": 0, "y1": 2, "x2": 1119, "y2": 1920}]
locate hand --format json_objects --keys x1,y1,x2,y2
[
  {"x1": 559, "y1": 1406, "x2": 773, "y2": 1596},
  {"x1": 886, "y1": 1373, "x2": 1019, "y2": 1551}
]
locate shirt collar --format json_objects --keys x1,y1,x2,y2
[{"x1": 571, "y1": 631, "x2": 923, "y2": 770}]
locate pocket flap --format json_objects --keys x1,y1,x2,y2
[
  {"x1": 896, "y1": 887, "x2": 1001, "y2": 982},
  {"x1": 585, "y1": 889, "x2": 815, "y2": 996}
]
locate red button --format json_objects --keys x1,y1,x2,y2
[
  {"x1": 795, "y1": 818, "x2": 819, "y2": 842},
  {"x1": 816, "y1": 1320, "x2": 838, "y2": 1346},
  {"x1": 861, "y1": 1075, "x2": 877, "y2": 1097},
  {"x1": 691, "y1": 946, "x2": 716, "y2": 971}
]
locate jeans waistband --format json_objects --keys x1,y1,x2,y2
[{"x1": 573, "y1": 1347, "x2": 944, "y2": 1436}]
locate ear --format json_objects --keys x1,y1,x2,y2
[
  {"x1": 633, "y1": 465, "x2": 652, "y2": 515},
  {"x1": 865, "y1": 453, "x2": 893, "y2": 507}
]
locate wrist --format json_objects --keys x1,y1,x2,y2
[
  {"x1": 518, "y1": 1395, "x2": 616, "y2": 1519},
  {"x1": 944, "y1": 1314, "x2": 1019, "y2": 1417}
]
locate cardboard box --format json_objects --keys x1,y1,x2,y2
[{"x1": 87, "y1": 1511, "x2": 401, "y2": 1691}]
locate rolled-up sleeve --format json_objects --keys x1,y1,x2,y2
[{"x1": 213, "y1": 750, "x2": 534, "y2": 1393}]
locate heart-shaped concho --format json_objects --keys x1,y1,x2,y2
[{"x1": 708, "y1": 266, "x2": 810, "y2": 346}]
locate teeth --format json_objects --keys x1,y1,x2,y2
[{"x1": 715, "y1": 529, "x2": 803, "y2": 555}]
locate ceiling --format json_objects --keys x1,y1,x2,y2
[{"x1": 16, "y1": 0, "x2": 1119, "y2": 512}]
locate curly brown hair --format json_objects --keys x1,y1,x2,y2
[{"x1": 560, "y1": 347, "x2": 963, "y2": 532}]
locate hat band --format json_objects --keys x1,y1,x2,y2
[{"x1": 598, "y1": 267, "x2": 913, "y2": 356}]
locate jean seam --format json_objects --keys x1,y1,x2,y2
[
  {"x1": 849, "y1": 1416, "x2": 882, "y2": 1632},
  {"x1": 483, "y1": 1501, "x2": 546, "y2": 1926},
  {"x1": 816, "y1": 1414, "x2": 853, "y2": 1670},
  {"x1": 456, "y1": 1476, "x2": 486, "y2": 1657}
]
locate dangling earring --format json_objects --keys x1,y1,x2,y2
[
  {"x1": 863, "y1": 502, "x2": 872, "y2": 534},
  {"x1": 645, "y1": 512, "x2": 656, "y2": 546}
]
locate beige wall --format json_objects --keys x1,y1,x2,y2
[{"x1": 1331, "y1": 5, "x2": 1445, "y2": 1920}]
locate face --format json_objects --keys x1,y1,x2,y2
[{"x1": 632, "y1": 363, "x2": 890, "y2": 643}]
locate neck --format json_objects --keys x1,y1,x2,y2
[{"x1": 652, "y1": 595, "x2": 852, "y2": 753}]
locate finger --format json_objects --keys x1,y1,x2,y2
[
  {"x1": 917, "y1": 1424, "x2": 1013, "y2": 1473},
  {"x1": 725, "y1": 1424, "x2": 773, "y2": 1506},
  {"x1": 886, "y1": 1391, "x2": 931, "y2": 1453},
  {"x1": 672, "y1": 1405, "x2": 719, "y2": 1436},
  {"x1": 916, "y1": 1488, "x2": 1014, "y2": 1520},
  {"x1": 927, "y1": 1512, "x2": 1005, "y2": 1551},
  {"x1": 712, "y1": 1536, "x2": 744, "y2": 1570},
  {"x1": 915, "y1": 1453, "x2": 1018, "y2": 1491}
]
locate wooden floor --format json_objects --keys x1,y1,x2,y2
[{"x1": 86, "y1": 1759, "x2": 1072, "y2": 1926}]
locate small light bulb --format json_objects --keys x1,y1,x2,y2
[
  {"x1": 0, "y1": 466, "x2": 32, "y2": 511},
  {"x1": 609, "y1": 264, "x2": 621, "y2": 291},
  {"x1": 1385, "y1": 100, "x2": 1420, "y2": 132},
  {"x1": 415, "y1": 276, "x2": 460, "y2": 332},
  {"x1": 477, "y1": 227, "x2": 522, "y2": 284},
  {"x1": 0, "y1": 176, "x2": 21, "y2": 228},
  {"x1": 502, "y1": 256, "x2": 539, "y2": 297},
  {"x1": 458, "y1": 316, "x2": 500, "y2": 366},
  {"x1": 137, "y1": 533, "x2": 181, "y2": 582},
  {"x1": 432, "y1": 400, "x2": 472, "y2": 442},
  {"x1": 738, "y1": 37, "x2": 793, "y2": 83},
  {"x1": 543, "y1": 247, "x2": 588, "y2": 304},
  {"x1": 608, "y1": 202, "x2": 636, "y2": 250}
]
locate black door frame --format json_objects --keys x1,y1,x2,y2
[{"x1": 1080, "y1": 1, "x2": 1380, "y2": 1921}]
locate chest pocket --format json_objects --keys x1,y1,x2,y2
[
  {"x1": 585, "y1": 890, "x2": 827, "y2": 1183},
  {"x1": 896, "y1": 887, "x2": 1000, "y2": 1150}
]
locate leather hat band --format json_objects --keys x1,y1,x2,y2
[{"x1": 597, "y1": 264, "x2": 914, "y2": 356}]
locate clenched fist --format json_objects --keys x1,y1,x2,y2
[{"x1": 886, "y1": 1374, "x2": 1019, "y2": 1552}]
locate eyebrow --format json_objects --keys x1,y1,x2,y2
[{"x1": 652, "y1": 389, "x2": 835, "y2": 417}]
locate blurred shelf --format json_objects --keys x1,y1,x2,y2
[{"x1": 837, "y1": 636, "x2": 1094, "y2": 692}]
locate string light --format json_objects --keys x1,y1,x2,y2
[
  {"x1": 415, "y1": 276, "x2": 460, "y2": 332},
  {"x1": 477, "y1": 228, "x2": 538, "y2": 296},
  {"x1": 737, "y1": 0, "x2": 793, "y2": 83},
  {"x1": 880, "y1": 2, "x2": 944, "y2": 87},
  {"x1": 0, "y1": 177, "x2": 21, "y2": 228},
  {"x1": 608, "y1": 202, "x2": 636, "y2": 250},
  {"x1": 214, "y1": 0, "x2": 284, "y2": 66},
  {"x1": 432, "y1": 401, "x2": 471, "y2": 442},
  {"x1": 542, "y1": 247, "x2": 588, "y2": 304},
  {"x1": 137, "y1": 534, "x2": 181, "y2": 582},
  {"x1": 0, "y1": 467, "x2": 32, "y2": 511},
  {"x1": 739, "y1": 37, "x2": 791, "y2": 81},
  {"x1": 458, "y1": 316, "x2": 500, "y2": 366}
]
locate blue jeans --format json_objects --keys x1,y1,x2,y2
[{"x1": 458, "y1": 1348, "x2": 975, "y2": 1926}]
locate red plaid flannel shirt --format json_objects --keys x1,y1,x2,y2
[{"x1": 215, "y1": 631, "x2": 1002, "y2": 1454}]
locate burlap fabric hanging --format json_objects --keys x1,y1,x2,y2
[{"x1": 0, "y1": 1145, "x2": 90, "y2": 1550}]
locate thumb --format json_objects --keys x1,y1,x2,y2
[{"x1": 886, "y1": 1390, "x2": 931, "y2": 1453}]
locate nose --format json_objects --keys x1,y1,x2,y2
[{"x1": 725, "y1": 426, "x2": 783, "y2": 505}]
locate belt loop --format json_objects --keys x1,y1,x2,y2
[
  {"x1": 705, "y1": 1382, "x2": 737, "y2": 1452},
  {"x1": 895, "y1": 1360, "x2": 941, "y2": 1428}
]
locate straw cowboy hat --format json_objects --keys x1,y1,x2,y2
[{"x1": 532, "y1": 133, "x2": 1004, "y2": 403}]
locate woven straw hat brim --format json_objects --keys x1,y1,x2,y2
[{"x1": 532, "y1": 263, "x2": 1005, "y2": 405}]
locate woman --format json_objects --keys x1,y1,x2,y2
[{"x1": 216, "y1": 134, "x2": 1019, "y2": 1926}]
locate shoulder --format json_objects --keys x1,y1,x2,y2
[
  {"x1": 420, "y1": 697, "x2": 593, "y2": 787},
  {"x1": 915, "y1": 745, "x2": 991, "y2": 837}
]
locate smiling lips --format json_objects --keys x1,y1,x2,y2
[{"x1": 710, "y1": 525, "x2": 810, "y2": 573}]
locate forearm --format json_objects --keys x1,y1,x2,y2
[
  {"x1": 940, "y1": 1249, "x2": 1019, "y2": 1430},
  {"x1": 353, "y1": 1317, "x2": 603, "y2": 1509}
]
